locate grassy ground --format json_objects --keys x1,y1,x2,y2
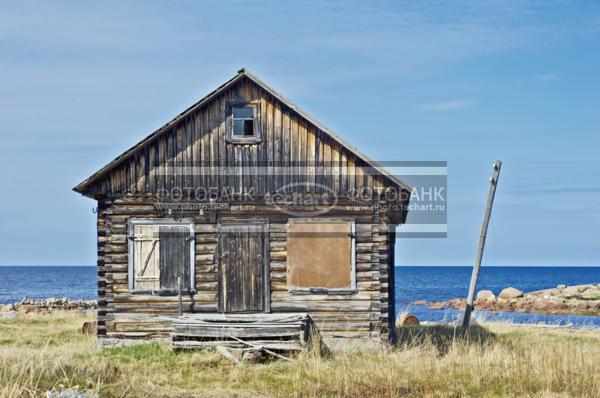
[{"x1": 1, "y1": 312, "x2": 600, "y2": 397}]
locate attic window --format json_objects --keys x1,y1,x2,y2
[{"x1": 228, "y1": 105, "x2": 261, "y2": 143}]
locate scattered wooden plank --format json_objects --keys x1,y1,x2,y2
[
  {"x1": 215, "y1": 345, "x2": 241, "y2": 365},
  {"x1": 228, "y1": 335, "x2": 292, "y2": 361}
]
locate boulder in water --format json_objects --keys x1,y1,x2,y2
[
  {"x1": 499, "y1": 287, "x2": 524, "y2": 299},
  {"x1": 412, "y1": 300, "x2": 429, "y2": 305},
  {"x1": 476, "y1": 290, "x2": 496, "y2": 301}
]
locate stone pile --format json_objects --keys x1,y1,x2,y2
[{"x1": 0, "y1": 297, "x2": 97, "y2": 314}]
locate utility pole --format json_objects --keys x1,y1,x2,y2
[{"x1": 462, "y1": 160, "x2": 502, "y2": 327}]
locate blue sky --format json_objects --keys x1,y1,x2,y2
[{"x1": 0, "y1": 1, "x2": 599, "y2": 266}]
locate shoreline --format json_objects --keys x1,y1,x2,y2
[{"x1": 415, "y1": 283, "x2": 600, "y2": 317}]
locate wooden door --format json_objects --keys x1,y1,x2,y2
[{"x1": 218, "y1": 222, "x2": 268, "y2": 313}]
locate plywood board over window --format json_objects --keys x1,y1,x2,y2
[
  {"x1": 128, "y1": 219, "x2": 195, "y2": 294},
  {"x1": 287, "y1": 219, "x2": 355, "y2": 292}
]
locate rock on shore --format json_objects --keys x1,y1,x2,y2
[
  {"x1": 476, "y1": 290, "x2": 496, "y2": 301},
  {"x1": 396, "y1": 312, "x2": 420, "y2": 328},
  {"x1": 413, "y1": 284, "x2": 600, "y2": 316},
  {"x1": 498, "y1": 287, "x2": 524, "y2": 299}
]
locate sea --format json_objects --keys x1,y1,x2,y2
[{"x1": 1, "y1": 266, "x2": 599, "y2": 328}]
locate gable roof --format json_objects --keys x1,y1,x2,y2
[{"x1": 74, "y1": 68, "x2": 410, "y2": 195}]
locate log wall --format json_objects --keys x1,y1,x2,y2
[{"x1": 96, "y1": 195, "x2": 395, "y2": 343}]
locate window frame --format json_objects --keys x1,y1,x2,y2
[
  {"x1": 286, "y1": 217, "x2": 356, "y2": 295},
  {"x1": 227, "y1": 102, "x2": 261, "y2": 144},
  {"x1": 127, "y1": 218, "x2": 195, "y2": 295}
]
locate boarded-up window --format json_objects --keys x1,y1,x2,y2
[
  {"x1": 287, "y1": 219, "x2": 355, "y2": 290},
  {"x1": 128, "y1": 220, "x2": 194, "y2": 293}
]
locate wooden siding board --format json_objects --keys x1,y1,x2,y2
[
  {"x1": 307, "y1": 125, "x2": 316, "y2": 192},
  {"x1": 298, "y1": 120, "x2": 307, "y2": 191},
  {"x1": 283, "y1": 104, "x2": 291, "y2": 191},
  {"x1": 267, "y1": 101, "x2": 285, "y2": 192},
  {"x1": 218, "y1": 94, "x2": 226, "y2": 191},
  {"x1": 332, "y1": 141, "x2": 340, "y2": 192}
]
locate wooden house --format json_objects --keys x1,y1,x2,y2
[{"x1": 74, "y1": 69, "x2": 411, "y2": 349}]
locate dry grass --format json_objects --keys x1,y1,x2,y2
[{"x1": 1, "y1": 312, "x2": 600, "y2": 397}]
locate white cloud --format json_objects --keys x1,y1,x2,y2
[{"x1": 417, "y1": 100, "x2": 476, "y2": 111}]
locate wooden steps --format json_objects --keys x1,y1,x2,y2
[
  {"x1": 170, "y1": 313, "x2": 314, "y2": 352},
  {"x1": 171, "y1": 340, "x2": 303, "y2": 351}
]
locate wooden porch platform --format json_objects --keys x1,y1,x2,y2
[{"x1": 170, "y1": 313, "x2": 315, "y2": 352}]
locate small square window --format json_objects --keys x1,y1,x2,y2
[
  {"x1": 230, "y1": 105, "x2": 260, "y2": 143},
  {"x1": 232, "y1": 106, "x2": 255, "y2": 137}
]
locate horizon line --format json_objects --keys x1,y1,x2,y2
[{"x1": 0, "y1": 264, "x2": 599, "y2": 268}]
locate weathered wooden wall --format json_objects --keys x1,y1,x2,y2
[
  {"x1": 96, "y1": 195, "x2": 395, "y2": 343},
  {"x1": 81, "y1": 77, "x2": 397, "y2": 198}
]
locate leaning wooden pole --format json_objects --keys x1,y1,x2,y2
[{"x1": 462, "y1": 160, "x2": 502, "y2": 327}]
